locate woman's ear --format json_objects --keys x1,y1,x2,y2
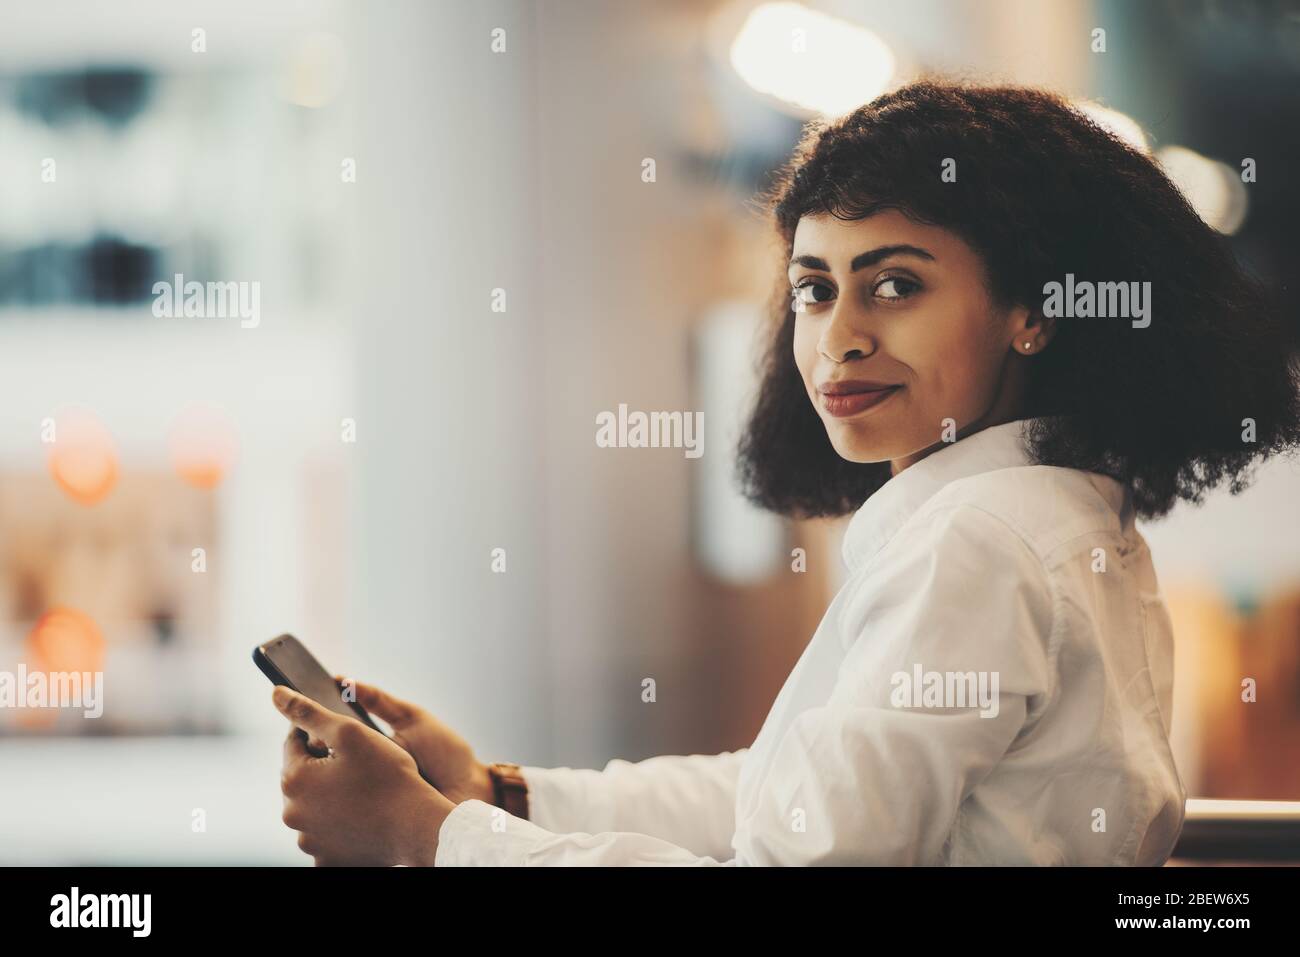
[{"x1": 1008, "y1": 304, "x2": 1058, "y2": 354}]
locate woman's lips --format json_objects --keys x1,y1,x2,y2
[{"x1": 819, "y1": 385, "x2": 902, "y2": 418}]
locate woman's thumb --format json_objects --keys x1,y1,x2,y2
[
  {"x1": 272, "y1": 686, "x2": 339, "y2": 740},
  {"x1": 340, "y1": 676, "x2": 415, "y2": 726}
]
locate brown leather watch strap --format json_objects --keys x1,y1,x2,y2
[{"x1": 487, "y1": 762, "x2": 530, "y2": 821}]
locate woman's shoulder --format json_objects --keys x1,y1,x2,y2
[{"x1": 916, "y1": 464, "x2": 1133, "y2": 565}]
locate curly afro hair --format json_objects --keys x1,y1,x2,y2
[{"x1": 737, "y1": 80, "x2": 1300, "y2": 520}]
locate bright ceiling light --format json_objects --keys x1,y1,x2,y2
[
  {"x1": 728, "y1": 2, "x2": 896, "y2": 118},
  {"x1": 1156, "y1": 145, "x2": 1249, "y2": 235}
]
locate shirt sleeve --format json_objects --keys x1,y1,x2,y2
[
  {"x1": 437, "y1": 504, "x2": 1053, "y2": 866},
  {"x1": 519, "y1": 751, "x2": 746, "y2": 859},
  {"x1": 435, "y1": 799, "x2": 737, "y2": 866},
  {"x1": 435, "y1": 751, "x2": 747, "y2": 866}
]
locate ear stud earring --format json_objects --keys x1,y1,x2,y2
[{"x1": 1023, "y1": 341, "x2": 1033, "y2": 351}]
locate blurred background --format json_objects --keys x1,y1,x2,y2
[{"x1": 0, "y1": 0, "x2": 1297, "y2": 864}]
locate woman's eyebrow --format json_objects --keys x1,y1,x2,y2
[{"x1": 788, "y1": 244, "x2": 936, "y2": 273}]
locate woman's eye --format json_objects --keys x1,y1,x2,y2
[
  {"x1": 791, "y1": 280, "x2": 834, "y2": 312},
  {"x1": 874, "y1": 276, "x2": 920, "y2": 300}
]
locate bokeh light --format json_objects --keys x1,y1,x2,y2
[
  {"x1": 1157, "y1": 145, "x2": 1250, "y2": 235},
  {"x1": 169, "y1": 402, "x2": 239, "y2": 490},
  {"x1": 727, "y1": 1, "x2": 896, "y2": 118},
  {"x1": 1074, "y1": 100, "x2": 1152, "y2": 154},
  {"x1": 47, "y1": 406, "x2": 119, "y2": 506},
  {"x1": 26, "y1": 606, "x2": 106, "y2": 675}
]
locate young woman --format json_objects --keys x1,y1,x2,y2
[{"x1": 273, "y1": 81, "x2": 1300, "y2": 865}]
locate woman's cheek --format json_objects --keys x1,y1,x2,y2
[
  {"x1": 917, "y1": 321, "x2": 981, "y2": 406},
  {"x1": 792, "y1": 320, "x2": 820, "y2": 396}
]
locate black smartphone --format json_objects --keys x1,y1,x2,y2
[{"x1": 253, "y1": 633, "x2": 387, "y2": 736}]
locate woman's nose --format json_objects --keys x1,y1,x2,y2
[{"x1": 818, "y1": 304, "x2": 876, "y2": 362}]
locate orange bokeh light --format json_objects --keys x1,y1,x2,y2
[
  {"x1": 47, "y1": 407, "x2": 118, "y2": 505},
  {"x1": 26, "y1": 606, "x2": 106, "y2": 675},
  {"x1": 169, "y1": 403, "x2": 239, "y2": 489}
]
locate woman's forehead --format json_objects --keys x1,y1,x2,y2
[{"x1": 791, "y1": 211, "x2": 970, "y2": 265}]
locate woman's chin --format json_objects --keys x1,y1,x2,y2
[{"x1": 825, "y1": 427, "x2": 896, "y2": 465}]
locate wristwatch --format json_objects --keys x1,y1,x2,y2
[{"x1": 487, "y1": 762, "x2": 530, "y2": 820}]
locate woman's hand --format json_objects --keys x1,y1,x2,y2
[
  {"x1": 274, "y1": 686, "x2": 456, "y2": 866},
  {"x1": 336, "y1": 676, "x2": 495, "y2": 806}
]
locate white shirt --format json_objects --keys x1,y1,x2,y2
[{"x1": 436, "y1": 418, "x2": 1187, "y2": 865}]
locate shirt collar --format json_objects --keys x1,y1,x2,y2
[{"x1": 840, "y1": 417, "x2": 1043, "y2": 572}]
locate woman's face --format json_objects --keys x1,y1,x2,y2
[{"x1": 789, "y1": 209, "x2": 1039, "y2": 472}]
